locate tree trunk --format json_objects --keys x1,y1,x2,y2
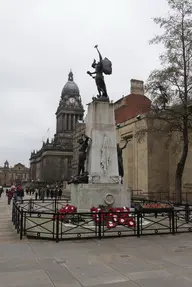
[
  {"x1": 175, "y1": 10, "x2": 189, "y2": 205},
  {"x1": 175, "y1": 125, "x2": 188, "y2": 205},
  {"x1": 175, "y1": 163, "x2": 184, "y2": 204}
]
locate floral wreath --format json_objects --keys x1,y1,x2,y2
[
  {"x1": 90, "y1": 206, "x2": 136, "y2": 228},
  {"x1": 53, "y1": 204, "x2": 136, "y2": 229}
]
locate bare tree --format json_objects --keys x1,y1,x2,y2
[{"x1": 140, "y1": 0, "x2": 192, "y2": 204}]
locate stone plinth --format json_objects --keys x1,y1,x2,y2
[
  {"x1": 86, "y1": 100, "x2": 119, "y2": 184},
  {"x1": 71, "y1": 183, "x2": 131, "y2": 211},
  {"x1": 71, "y1": 99, "x2": 131, "y2": 210}
]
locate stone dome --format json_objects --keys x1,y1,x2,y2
[{"x1": 61, "y1": 71, "x2": 80, "y2": 98}]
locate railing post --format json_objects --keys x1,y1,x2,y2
[
  {"x1": 54, "y1": 197, "x2": 57, "y2": 213},
  {"x1": 23, "y1": 211, "x2": 26, "y2": 236},
  {"x1": 185, "y1": 203, "x2": 189, "y2": 224},
  {"x1": 171, "y1": 209, "x2": 175, "y2": 235},
  {"x1": 137, "y1": 210, "x2": 140, "y2": 237},
  {"x1": 14, "y1": 204, "x2": 17, "y2": 229},
  {"x1": 56, "y1": 212, "x2": 59, "y2": 243},
  {"x1": 17, "y1": 206, "x2": 20, "y2": 233},
  {"x1": 20, "y1": 208, "x2": 23, "y2": 240},
  {"x1": 12, "y1": 201, "x2": 15, "y2": 223},
  {"x1": 98, "y1": 213, "x2": 102, "y2": 239}
]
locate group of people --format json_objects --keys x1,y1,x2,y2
[
  {"x1": 0, "y1": 184, "x2": 63, "y2": 205},
  {"x1": 26, "y1": 186, "x2": 63, "y2": 201},
  {"x1": 6, "y1": 185, "x2": 24, "y2": 205}
]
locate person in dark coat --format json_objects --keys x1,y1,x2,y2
[
  {"x1": 58, "y1": 188, "x2": 62, "y2": 200},
  {"x1": 16, "y1": 185, "x2": 24, "y2": 202},
  {"x1": 7, "y1": 189, "x2": 13, "y2": 205},
  {"x1": 46, "y1": 188, "x2": 50, "y2": 199},
  {"x1": 50, "y1": 189, "x2": 54, "y2": 199},
  {"x1": 0, "y1": 188, "x2": 3, "y2": 198}
]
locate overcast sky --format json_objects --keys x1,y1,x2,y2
[{"x1": 0, "y1": 0, "x2": 168, "y2": 167}]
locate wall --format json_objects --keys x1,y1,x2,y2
[
  {"x1": 115, "y1": 94, "x2": 151, "y2": 124},
  {"x1": 168, "y1": 132, "x2": 192, "y2": 200},
  {"x1": 147, "y1": 130, "x2": 169, "y2": 195}
]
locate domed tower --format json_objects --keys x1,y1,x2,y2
[{"x1": 55, "y1": 71, "x2": 84, "y2": 148}]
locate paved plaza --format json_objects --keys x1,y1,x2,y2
[{"x1": 1, "y1": 194, "x2": 192, "y2": 286}]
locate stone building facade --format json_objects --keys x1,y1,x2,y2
[
  {"x1": 115, "y1": 79, "x2": 192, "y2": 200},
  {"x1": 30, "y1": 71, "x2": 84, "y2": 183},
  {"x1": 0, "y1": 161, "x2": 29, "y2": 187}
]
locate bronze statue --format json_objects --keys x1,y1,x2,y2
[
  {"x1": 117, "y1": 140, "x2": 128, "y2": 184},
  {"x1": 87, "y1": 45, "x2": 112, "y2": 100},
  {"x1": 77, "y1": 134, "x2": 91, "y2": 176},
  {"x1": 67, "y1": 135, "x2": 91, "y2": 185}
]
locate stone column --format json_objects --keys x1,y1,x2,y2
[
  {"x1": 71, "y1": 114, "x2": 73, "y2": 130},
  {"x1": 68, "y1": 114, "x2": 71, "y2": 130},
  {"x1": 63, "y1": 114, "x2": 66, "y2": 130},
  {"x1": 73, "y1": 114, "x2": 76, "y2": 130}
]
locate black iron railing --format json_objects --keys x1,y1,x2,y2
[
  {"x1": 131, "y1": 191, "x2": 192, "y2": 204},
  {"x1": 12, "y1": 199, "x2": 192, "y2": 242},
  {"x1": 18, "y1": 198, "x2": 70, "y2": 213}
]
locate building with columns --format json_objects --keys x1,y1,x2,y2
[{"x1": 29, "y1": 71, "x2": 84, "y2": 183}]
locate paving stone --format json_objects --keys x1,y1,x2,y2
[
  {"x1": 163, "y1": 255, "x2": 192, "y2": 267},
  {"x1": 134, "y1": 276, "x2": 192, "y2": 287},
  {"x1": 39, "y1": 258, "x2": 82, "y2": 284},
  {"x1": 0, "y1": 258, "x2": 42, "y2": 272},
  {"x1": 126, "y1": 270, "x2": 171, "y2": 280},
  {"x1": 85, "y1": 282, "x2": 139, "y2": 287},
  {"x1": 0, "y1": 270, "x2": 53, "y2": 286}
]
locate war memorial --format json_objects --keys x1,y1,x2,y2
[{"x1": 69, "y1": 45, "x2": 131, "y2": 210}]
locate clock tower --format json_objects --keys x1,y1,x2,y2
[
  {"x1": 29, "y1": 71, "x2": 84, "y2": 183},
  {"x1": 55, "y1": 71, "x2": 84, "y2": 149}
]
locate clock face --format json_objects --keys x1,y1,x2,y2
[{"x1": 69, "y1": 97, "x2": 75, "y2": 104}]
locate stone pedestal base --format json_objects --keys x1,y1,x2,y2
[{"x1": 71, "y1": 183, "x2": 131, "y2": 211}]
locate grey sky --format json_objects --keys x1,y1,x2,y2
[{"x1": 0, "y1": 0, "x2": 168, "y2": 167}]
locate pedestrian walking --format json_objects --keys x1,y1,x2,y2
[
  {"x1": 46, "y1": 188, "x2": 50, "y2": 199},
  {"x1": 7, "y1": 189, "x2": 13, "y2": 205},
  {"x1": 50, "y1": 189, "x2": 54, "y2": 199},
  {"x1": 0, "y1": 187, "x2": 3, "y2": 198},
  {"x1": 58, "y1": 188, "x2": 62, "y2": 200},
  {"x1": 40, "y1": 187, "x2": 45, "y2": 202},
  {"x1": 16, "y1": 185, "x2": 24, "y2": 202}
]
